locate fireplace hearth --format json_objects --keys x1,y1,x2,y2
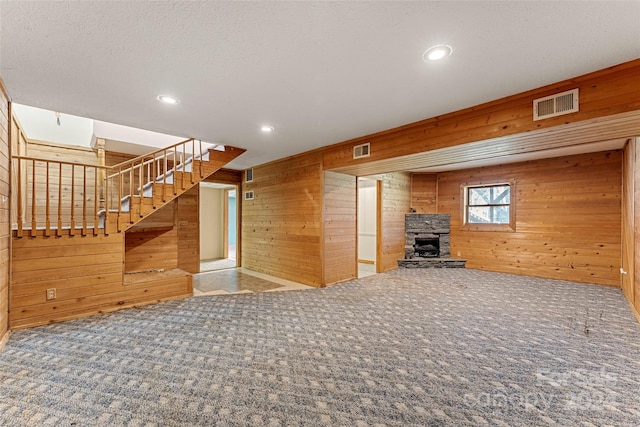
[{"x1": 398, "y1": 214, "x2": 466, "y2": 269}]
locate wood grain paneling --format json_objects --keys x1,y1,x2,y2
[
  {"x1": 621, "y1": 139, "x2": 634, "y2": 304},
  {"x1": 411, "y1": 173, "x2": 437, "y2": 213},
  {"x1": 323, "y1": 59, "x2": 640, "y2": 174},
  {"x1": 633, "y1": 137, "x2": 640, "y2": 317},
  {"x1": 242, "y1": 153, "x2": 323, "y2": 287},
  {"x1": 436, "y1": 151, "x2": 622, "y2": 286},
  {"x1": 0, "y1": 79, "x2": 10, "y2": 346},
  {"x1": 22, "y1": 140, "x2": 100, "y2": 229},
  {"x1": 125, "y1": 201, "x2": 177, "y2": 272},
  {"x1": 10, "y1": 229, "x2": 192, "y2": 329},
  {"x1": 323, "y1": 171, "x2": 356, "y2": 285},
  {"x1": 379, "y1": 172, "x2": 411, "y2": 272},
  {"x1": 204, "y1": 168, "x2": 242, "y2": 185},
  {"x1": 177, "y1": 186, "x2": 199, "y2": 274}
]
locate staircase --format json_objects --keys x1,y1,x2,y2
[
  {"x1": 10, "y1": 138, "x2": 245, "y2": 329},
  {"x1": 12, "y1": 138, "x2": 245, "y2": 237},
  {"x1": 101, "y1": 140, "x2": 244, "y2": 234}
]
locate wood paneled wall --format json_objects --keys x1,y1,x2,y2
[
  {"x1": 0, "y1": 80, "x2": 10, "y2": 347},
  {"x1": 242, "y1": 153, "x2": 324, "y2": 287},
  {"x1": 411, "y1": 173, "x2": 437, "y2": 213},
  {"x1": 322, "y1": 59, "x2": 640, "y2": 172},
  {"x1": 323, "y1": 171, "x2": 356, "y2": 285},
  {"x1": 379, "y1": 172, "x2": 411, "y2": 272},
  {"x1": 11, "y1": 232, "x2": 124, "y2": 328},
  {"x1": 436, "y1": 151, "x2": 622, "y2": 286},
  {"x1": 621, "y1": 139, "x2": 635, "y2": 306},
  {"x1": 23, "y1": 140, "x2": 99, "y2": 228},
  {"x1": 125, "y1": 201, "x2": 177, "y2": 272},
  {"x1": 177, "y1": 186, "x2": 199, "y2": 274}
]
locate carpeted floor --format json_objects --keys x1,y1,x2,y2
[{"x1": 1, "y1": 268, "x2": 639, "y2": 426}]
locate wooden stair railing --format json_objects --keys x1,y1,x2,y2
[{"x1": 12, "y1": 138, "x2": 245, "y2": 237}]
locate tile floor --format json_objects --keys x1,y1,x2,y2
[
  {"x1": 200, "y1": 257, "x2": 237, "y2": 272},
  {"x1": 194, "y1": 262, "x2": 377, "y2": 296},
  {"x1": 193, "y1": 267, "x2": 312, "y2": 296},
  {"x1": 358, "y1": 262, "x2": 377, "y2": 278}
]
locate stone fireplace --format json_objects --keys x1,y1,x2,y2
[{"x1": 398, "y1": 214, "x2": 466, "y2": 268}]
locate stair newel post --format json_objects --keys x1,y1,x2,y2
[
  {"x1": 30, "y1": 159, "x2": 37, "y2": 237},
  {"x1": 117, "y1": 166, "x2": 122, "y2": 232},
  {"x1": 104, "y1": 167, "x2": 109, "y2": 235},
  {"x1": 175, "y1": 145, "x2": 181, "y2": 193},
  {"x1": 199, "y1": 140, "x2": 203, "y2": 179},
  {"x1": 163, "y1": 150, "x2": 168, "y2": 202},
  {"x1": 69, "y1": 164, "x2": 75, "y2": 236},
  {"x1": 45, "y1": 161, "x2": 50, "y2": 237},
  {"x1": 16, "y1": 157, "x2": 23, "y2": 236},
  {"x1": 138, "y1": 158, "x2": 143, "y2": 218},
  {"x1": 129, "y1": 164, "x2": 134, "y2": 224},
  {"x1": 191, "y1": 138, "x2": 195, "y2": 184},
  {"x1": 182, "y1": 142, "x2": 186, "y2": 190},
  {"x1": 149, "y1": 153, "x2": 158, "y2": 209},
  {"x1": 93, "y1": 166, "x2": 98, "y2": 235},
  {"x1": 82, "y1": 165, "x2": 87, "y2": 236},
  {"x1": 57, "y1": 163, "x2": 62, "y2": 236},
  {"x1": 151, "y1": 153, "x2": 157, "y2": 209}
]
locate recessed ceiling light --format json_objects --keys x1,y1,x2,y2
[
  {"x1": 261, "y1": 125, "x2": 275, "y2": 133},
  {"x1": 157, "y1": 95, "x2": 180, "y2": 104},
  {"x1": 422, "y1": 45, "x2": 452, "y2": 62}
]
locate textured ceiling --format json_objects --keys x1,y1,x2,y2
[{"x1": 1, "y1": 1, "x2": 639, "y2": 170}]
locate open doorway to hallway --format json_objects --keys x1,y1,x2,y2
[
  {"x1": 357, "y1": 178, "x2": 379, "y2": 278},
  {"x1": 199, "y1": 182, "x2": 238, "y2": 272}
]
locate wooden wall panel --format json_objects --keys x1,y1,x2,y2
[
  {"x1": 411, "y1": 173, "x2": 437, "y2": 213},
  {"x1": 22, "y1": 140, "x2": 100, "y2": 229},
  {"x1": 10, "y1": 229, "x2": 192, "y2": 329},
  {"x1": 11, "y1": 232, "x2": 123, "y2": 328},
  {"x1": 0, "y1": 79, "x2": 10, "y2": 347},
  {"x1": 633, "y1": 138, "x2": 640, "y2": 315},
  {"x1": 177, "y1": 186, "x2": 199, "y2": 274},
  {"x1": 322, "y1": 60, "x2": 640, "y2": 173},
  {"x1": 323, "y1": 171, "x2": 357, "y2": 286},
  {"x1": 125, "y1": 201, "x2": 177, "y2": 272},
  {"x1": 379, "y1": 172, "x2": 411, "y2": 272},
  {"x1": 621, "y1": 139, "x2": 635, "y2": 304},
  {"x1": 436, "y1": 151, "x2": 622, "y2": 286},
  {"x1": 242, "y1": 153, "x2": 323, "y2": 287},
  {"x1": 204, "y1": 168, "x2": 242, "y2": 185}
]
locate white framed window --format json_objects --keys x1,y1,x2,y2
[
  {"x1": 244, "y1": 190, "x2": 255, "y2": 201},
  {"x1": 245, "y1": 168, "x2": 254, "y2": 183},
  {"x1": 463, "y1": 182, "x2": 515, "y2": 231}
]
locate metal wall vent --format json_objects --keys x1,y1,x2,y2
[
  {"x1": 533, "y1": 88, "x2": 579, "y2": 121},
  {"x1": 244, "y1": 190, "x2": 255, "y2": 201},
  {"x1": 245, "y1": 168, "x2": 253, "y2": 183},
  {"x1": 353, "y1": 142, "x2": 370, "y2": 159}
]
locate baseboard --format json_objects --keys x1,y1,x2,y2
[{"x1": 358, "y1": 259, "x2": 375, "y2": 265}]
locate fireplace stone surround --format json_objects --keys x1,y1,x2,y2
[{"x1": 398, "y1": 214, "x2": 466, "y2": 268}]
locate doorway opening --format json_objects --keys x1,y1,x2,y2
[
  {"x1": 357, "y1": 178, "x2": 379, "y2": 278},
  {"x1": 199, "y1": 183, "x2": 238, "y2": 272}
]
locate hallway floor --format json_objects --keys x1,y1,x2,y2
[{"x1": 193, "y1": 268, "x2": 312, "y2": 296}]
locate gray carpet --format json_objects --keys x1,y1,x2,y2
[{"x1": 1, "y1": 268, "x2": 639, "y2": 426}]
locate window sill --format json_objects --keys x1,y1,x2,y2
[{"x1": 461, "y1": 223, "x2": 515, "y2": 232}]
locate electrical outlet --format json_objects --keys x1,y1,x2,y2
[{"x1": 46, "y1": 288, "x2": 56, "y2": 300}]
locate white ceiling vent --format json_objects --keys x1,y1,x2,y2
[
  {"x1": 353, "y1": 142, "x2": 370, "y2": 159},
  {"x1": 533, "y1": 88, "x2": 579, "y2": 121}
]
